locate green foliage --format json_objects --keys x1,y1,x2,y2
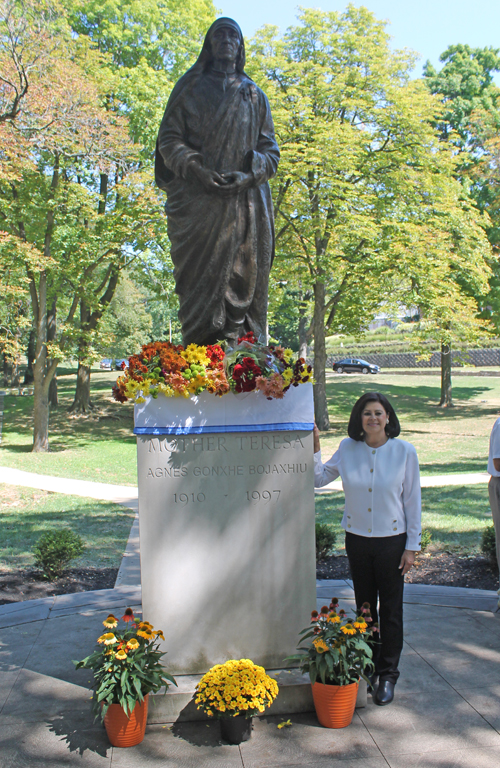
[
  {"x1": 33, "y1": 528, "x2": 85, "y2": 580},
  {"x1": 285, "y1": 599, "x2": 374, "y2": 686},
  {"x1": 315, "y1": 523, "x2": 337, "y2": 562},
  {"x1": 247, "y1": 7, "x2": 492, "y2": 424},
  {"x1": 74, "y1": 608, "x2": 177, "y2": 719},
  {"x1": 420, "y1": 529, "x2": 432, "y2": 553},
  {"x1": 481, "y1": 525, "x2": 498, "y2": 568}
]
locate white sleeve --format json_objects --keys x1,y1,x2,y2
[
  {"x1": 402, "y1": 446, "x2": 422, "y2": 551},
  {"x1": 491, "y1": 422, "x2": 500, "y2": 458},
  {"x1": 314, "y1": 448, "x2": 341, "y2": 488}
]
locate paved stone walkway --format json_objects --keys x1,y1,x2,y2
[{"x1": 0, "y1": 580, "x2": 499, "y2": 767}]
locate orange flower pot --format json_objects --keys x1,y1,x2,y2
[
  {"x1": 311, "y1": 681, "x2": 358, "y2": 728},
  {"x1": 103, "y1": 695, "x2": 149, "y2": 747}
]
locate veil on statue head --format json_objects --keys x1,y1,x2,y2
[{"x1": 194, "y1": 17, "x2": 246, "y2": 73}]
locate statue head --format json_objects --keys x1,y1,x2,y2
[{"x1": 196, "y1": 18, "x2": 245, "y2": 73}]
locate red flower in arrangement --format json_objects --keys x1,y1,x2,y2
[
  {"x1": 122, "y1": 608, "x2": 135, "y2": 623},
  {"x1": 205, "y1": 344, "x2": 225, "y2": 369},
  {"x1": 232, "y1": 357, "x2": 262, "y2": 392},
  {"x1": 237, "y1": 331, "x2": 257, "y2": 345},
  {"x1": 112, "y1": 383, "x2": 128, "y2": 403}
]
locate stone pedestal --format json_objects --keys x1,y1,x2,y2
[{"x1": 134, "y1": 385, "x2": 315, "y2": 675}]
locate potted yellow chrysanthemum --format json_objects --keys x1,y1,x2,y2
[
  {"x1": 286, "y1": 598, "x2": 375, "y2": 729},
  {"x1": 74, "y1": 608, "x2": 176, "y2": 747},
  {"x1": 194, "y1": 658, "x2": 279, "y2": 744}
]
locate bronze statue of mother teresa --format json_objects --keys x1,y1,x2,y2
[{"x1": 155, "y1": 18, "x2": 280, "y2": 347}]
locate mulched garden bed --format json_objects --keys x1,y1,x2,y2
[
  {"x1": 0, "y1": 554, "x2": 497, "y2": 606},
  {"x1": 0, "y1": 567, "x2": 118, "y2": 605},
  {"x1": 317, "y1": 552, "x2": 498, "y2": 591}
]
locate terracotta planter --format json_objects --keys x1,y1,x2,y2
[
  {"x1": 311, "y1": 681, "x2": 359, "y2": 729},
  {"x1": 103, "y1": 694, "x2": 149, "y2": 747},
  {"x1": 220, "y1": 715, "x2": 252, "y2": 744}
]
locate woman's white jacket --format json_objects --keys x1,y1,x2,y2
[{"x1": 314, "y1": 437, "x2": 422, "y2": 551}]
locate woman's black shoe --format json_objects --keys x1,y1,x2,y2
[{"x1": 374, "y1": 680, "x2": 395, "y2": 705}]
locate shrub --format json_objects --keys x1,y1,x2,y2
[
  {"x1": 315, "y1": 523, "x2": 337, "y2": 562},
  {"x1": 481, "y1": 525, "x2": 498, "y2": 569},
  {"x1": 33, "y1": 529, "x2": 85, "y2": 581},
  {"x1": 420, "y1": 529, "x2": 432, "y2": 553}
]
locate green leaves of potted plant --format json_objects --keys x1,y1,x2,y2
[
  {"x1": 194, "y1": 658, "x2": 279, "y2": 744},
  {"x1": 286, "y1": 598, "x2": 375, "y2": 728},
  {"x1": 74, "y1": 607, "x2": 177, "y2": 747}
]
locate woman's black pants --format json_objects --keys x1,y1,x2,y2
[{"x1": 345, "y1": 531, "x2": 406, "y2": 684}]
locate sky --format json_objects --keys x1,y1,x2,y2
[{"x1": 217, "y1": 0, "x2": 500, "y2": 79}]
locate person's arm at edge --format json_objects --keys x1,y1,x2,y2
[
  {"x1": 400, "y1": 446, "x2": 421, "y2": 576},
  {"x1": 313, "y1": 424, "x2": 340, "y2": 488}
]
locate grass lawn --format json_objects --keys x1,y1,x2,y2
[
  {"x1": 0, "y1": 368, "x2": 137, "y2": 485},
  {"x1": 317, "y1": 370, "x2": 500, "y2": 475},
  {"x1": 1, "y1": 367, "x2": 500, "y2": 563},
  {"x1": 316, "y1": 484, "x2": 494, "y2": 556},
  {"x1": 0, "y1": 485, "x2": 135, "y2": 571}
]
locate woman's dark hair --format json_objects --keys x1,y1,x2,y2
[{"x1": 347, "y1": 392, "x2": 400, "y2": 441}]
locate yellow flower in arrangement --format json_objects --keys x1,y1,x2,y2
[
  {"x1": 340, "y1": 624, "x2": 357, "y2": 636},
  {"x1": 98, "y1": 633, "x2": 118, "y2": 645},
  {"x1": 137, "y1": 629, "x2": 154, "y2": 640},
  {"x1": 115, "y1": 649, "x2": 127, "y2": 660},
  {"x1": 327, "y1": 613, "x2": 341, "y2": 624},
  {"x1": 181, "y1": 344, "x2": 210, "y2": 366},
  {"x1": 127, "y1": 638, "x2": 140, "y2": 650},
  {"x1": 353, "y1": 621, "x2": 368, "y2": 632},
  {"x1": 155, "y1": 630, "x2": 165, "y2": 640},
  {"x1": 138, "y1": 621, "x2": 154, "y2": 631},
  {"x1": 313, "y1": 638, "x2": 329, "y2": 653},
  {"x1": 282, "y1": 367, "x2": 294, "y2": 384},
  {"x1": 103, "y1": 614, "x2": 118, "y2": 629},
  {"x1": 195, "y1": 659, "x2": 279, "y2": 718}
]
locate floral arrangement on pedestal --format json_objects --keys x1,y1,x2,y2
[
  {"x1": 112, "y1": 332, "x2": 313, "y2": 404},
  {"x1": 194, "y1": 658, "x2": 279, "y2": 718},
  {"x1": 74, "y1": 607, "x2": 176, "y2": 746}
]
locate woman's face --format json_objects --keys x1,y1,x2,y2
[{"x1": 361, "y1": 400, "x2": 388, "y2": 440}]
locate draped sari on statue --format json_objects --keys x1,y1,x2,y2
[{"x1": 155, "y1": 63, "x2": 279, "y2": 346}]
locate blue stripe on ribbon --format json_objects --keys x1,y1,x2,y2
[{"x1": 133, "y1": 422, "x2": 314, "y2": 436}]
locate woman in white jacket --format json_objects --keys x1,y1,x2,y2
[{"x1": 314, "y1": 392, "x2": 421, "y2": 706}]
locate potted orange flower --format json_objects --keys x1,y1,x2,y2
[
  {"x1": 75, "y1": 608, "x2": 176, "y2": 747},
  {"x1": 286, "y1": 599, "x2": 375, "y2": 728}
]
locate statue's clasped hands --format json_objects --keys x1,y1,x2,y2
[{"x1": 188, "y1": 162, "x2": 253, "y2": 195}]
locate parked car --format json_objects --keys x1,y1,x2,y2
[
  {"x1": 115, "y1": 358, "x2": 129, "y2": 370},
  {"x1": 100, "y1": 359, "x2": 113, "y2": 370},
  {"x1": 332, "y1": 358, "x2": 380, "y2": 374}
]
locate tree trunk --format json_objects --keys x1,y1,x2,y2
[
  {"x1": 298, "y1": 315, "x2": 308, "y2": 360},
  {"x1": 313, "y1": 280, "x2": 330, "y2": 429},
  {"x1": 32, "y1": 363, "x2": 51, "y2": 452},
  {"x1": 69, "y1": 361, "x2": 94, "y2": 414},
  {"x1": 439, "y1": 343, "x2": 453, "y2": 407},
  {"x1": 298, "y1": 295, "x2": 311, "y2": 360},
  {"x1": 47, "y1": 299, "x2": 58, "y2": 406},
  {"x1": 49, "y1": 376, "x2": 58, "y2": 407},
  {"x1": 2, "y1": 353, "x2": 20, "y2": 387},
  {"x1": 24, "y1": 328, "x2": 36, "y2": 384}
]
